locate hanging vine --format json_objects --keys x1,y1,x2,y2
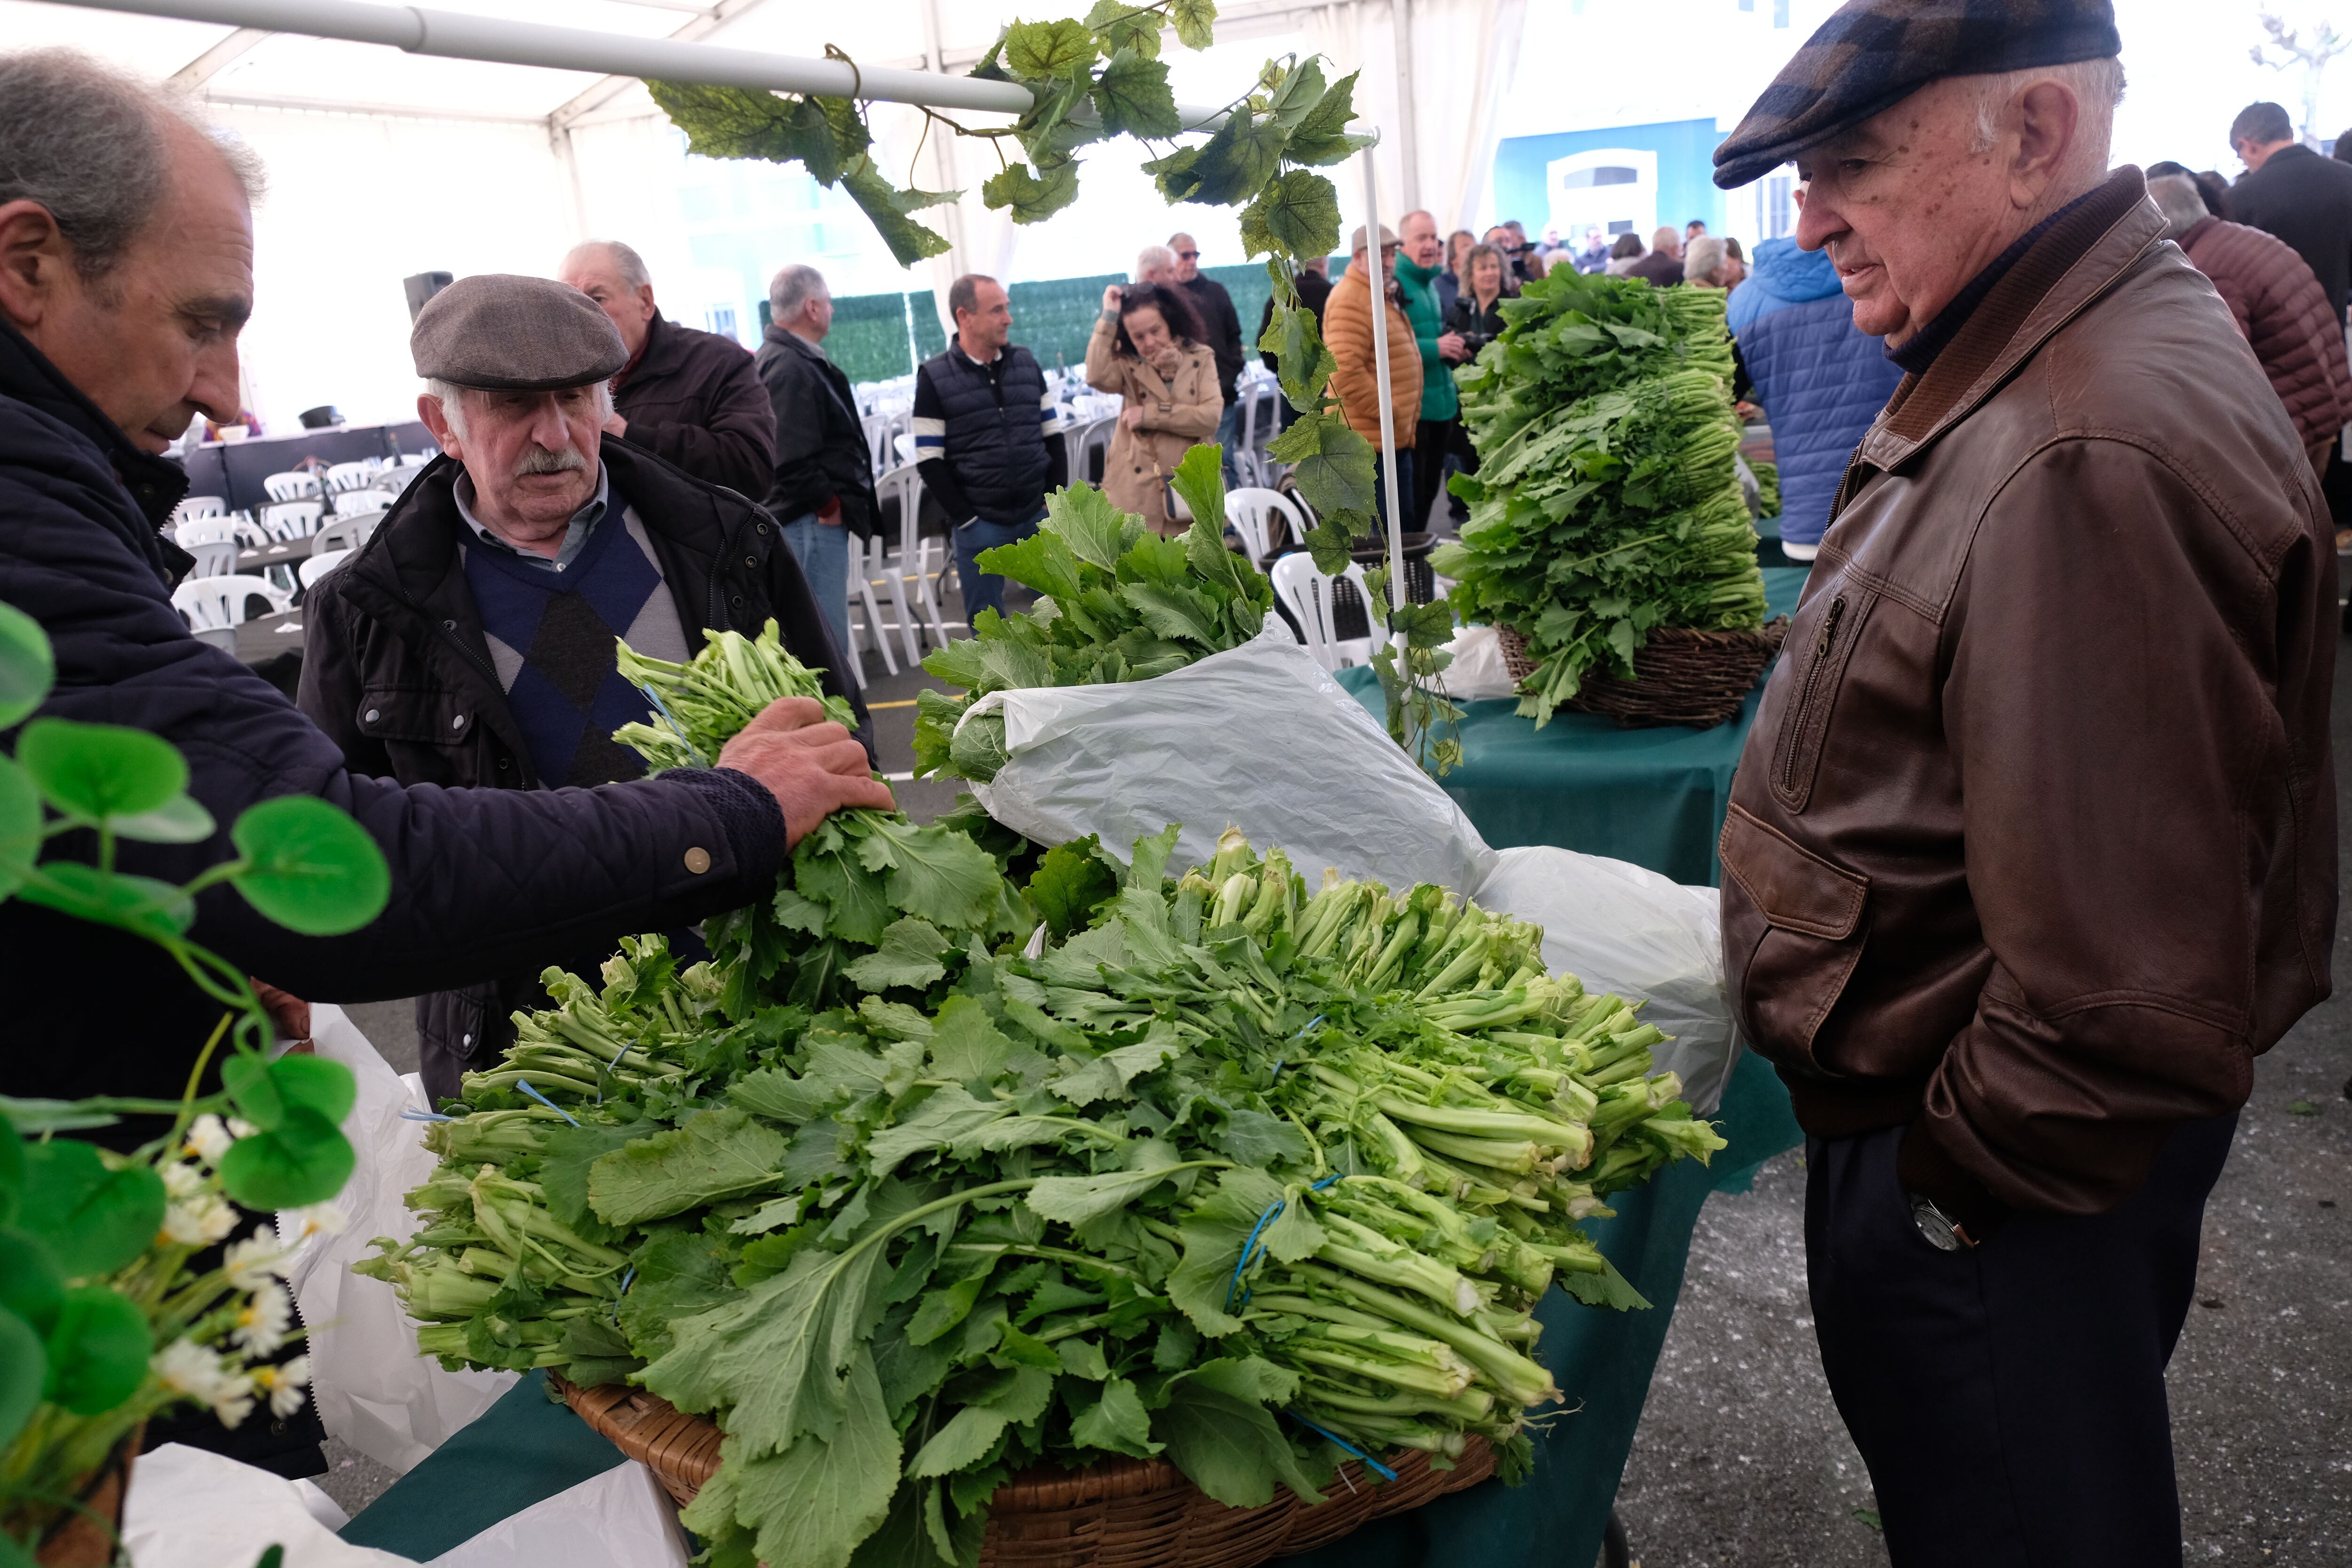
[{"x1": 646, "y1": 0, "x2": 1459, "y2": 767}]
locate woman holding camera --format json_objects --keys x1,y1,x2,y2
[
  {"x1": 1439, "y1": 243, "x2": 1515, "y2": 520},
  {"x1": 1085, "y1": 280, "x2": 1223, "y2": 536}
]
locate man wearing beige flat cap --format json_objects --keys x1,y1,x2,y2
[
  {"x1": 1711, "y1": 2, "x2": 2335, "y2": 1560},
  {"x1": 300, "y1": 272, "x2": 869, "y2": 1099}
]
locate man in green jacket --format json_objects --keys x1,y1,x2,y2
[{"x1": 1397, "y1": 209, "x2": 1470, "y2": 529}]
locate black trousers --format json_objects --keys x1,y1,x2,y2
[
  {"x1": 1806, "y1": 1114, "x2": 2236, "y2": 1568},
  {"x1": 1412, "y1": 417, "x2": 1457, "y2": 530}
]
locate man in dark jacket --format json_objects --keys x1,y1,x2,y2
[
  {"x1": 912, "y1": 274, "x2": 1066, "y2": 625},
  {"x1": 1168, "y1": 231, "x2": 1245, "y2": 478},
  {"x1": 757, "y1": 263, "x2": 876, "y2": 668},
  {"x1": 2228, "y1": 100, "x2": 2352, "y2": 320},
  {"x1": 1625, "y1": 226, "x2": 1687, "y2": 287},
  {"x1": 1716, "y1": 8, "x2": 2332, "y2": 1561},
  {"x1": 299, "y1": 274, "x2": 869, "y2": 1100},
  {"x1": 558, "y1": 239, "x2": 776, "y2": 500}
]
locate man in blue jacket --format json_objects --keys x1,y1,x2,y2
[
  {"x1": 1725, "y1": 234, "x2": 1907, "y2": 559},
  {"x1": 0, "y1": 48, "x2": 892, "y2": 1109}
]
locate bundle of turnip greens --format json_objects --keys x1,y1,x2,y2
[
  {"x1": 912, "y1": 446, "x2": 1273, "y2": 785},
  {"x1": 361, "y1": 623, "x2": 1724, "y2": 1568},
  {"x1": 1437, "y1": 272, "x2": 1768, "y2": 725}
]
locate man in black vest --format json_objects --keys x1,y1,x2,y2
[{"x1": 912, "y1": 274, "x2": 1067, "y2": 625}]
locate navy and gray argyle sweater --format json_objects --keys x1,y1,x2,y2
[{"x1": 461, "y1": 507, "x2": 691, "y2": 787}]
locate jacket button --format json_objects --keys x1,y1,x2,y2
[
  {"x1": 683, "y1": 846, "x2": 712, "y2": 875},
  {"x1": 755, "y1": 522, "x2": 769, "y2": 534},
  {"x1": 745, "y1": 555, "x2": 758, "y2": 568},
  {"x1": 452, "y1": 714, "x2": 465, "y2": 729},
  {"x1": 731, "y1": 594, "x2": 744, "y2": 607},
  {"x1": 497, "y1": 756, "x2": 511, "y2": 771},
  {"x1": 442, "y1": 619, "x2": 456, "y2": 631},
  {"x1": 461, "y1": 1033, "x2": 472, "y2": 1047},
  {"x1": 364, "y1": 708, "x2": 379, "y2": 723}
]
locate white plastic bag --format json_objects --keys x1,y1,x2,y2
[
  {"x1": 1436, "y1": 625, "x2": 1519, "y2": 701},
  {"x1": 1468, "y1": 848, "x2": 1737, "y2": 1114},
  {"x1": 281, "y1": 1006, "x2": 515, "y2": 1475},
  {"x1": 427, "y1": 1459, "x2": 690, "y2": 1568},
  {"x1": 968, "y1": 619, "x2": 1496, "y2": 896},
  {"x1": 123, "y1": 1444, "x2": 414, "y2": 1568}
]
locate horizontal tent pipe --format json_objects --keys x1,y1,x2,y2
[{"x1": 48, "y1": 0, "x2": 1230, "y2": 123}]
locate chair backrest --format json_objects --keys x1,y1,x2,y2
[
  {"x1": 261, "y1": 470, "x2": 321, "y2": 502},
  {"x1": 183, "y1": 537, "x2": 238, "y2": 579},
  {"x1": 325, "y1": 460, "x2": 380, "y2": 492},
  {"x1": 334, "y1": 486, "x2": 397, "y2": 517},
  {"x1": 862, "y1": 412, "x2": 896, "y2": 475},
  {"x1": 1224, "y1": 487, "x2": 1305, "y2": 566},
  {"x1": 172, "y1": 573, "x2": 290, "y2": 632},
  {"x1": 1270, "y1": 553, "x2": 1372, "y2": 673},
  {"x1": 174, "y1": 495, "x2": 227, "y2": 523},
  {"x1": 1078, "y1": 416, "x2": 1118, "y2": 484},
  {"x1": 312, "y1": 514, "x2": 379, "y2": 556},
  {"x1": 259, "y1": 499, "x2": 324, "y2": 541},
  {"x1": 893, "y1": 430, "x2": 919, "y2": 465},
  {"x1": 393, "y1": 451, "x2": 433, "y2": 468},
  {"x1": 300, "y1": 550, "x2": 351, "y2": 589},
  {"x1": 174, "y1": 517, "x2": 239, "y2": 548},
  {"x1": 874, "y1": 462, "x2": 923, "y2": 550}
]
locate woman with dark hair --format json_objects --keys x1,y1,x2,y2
[
  {"x1": 1084, "y1": 280, "x2": 1223, "y2": 535},
  {"x1": 1605, "y1": 232, "x2": 1647, "y2": 276}
]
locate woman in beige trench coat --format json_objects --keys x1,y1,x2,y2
[{"x1": 1083, "y1": 281, "x2": 1224, "y2": 535}]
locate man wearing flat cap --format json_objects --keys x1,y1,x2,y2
[
  {"x1": 300, "y1": 273, "x2": 872, "y2": 1099},
  {"x1": 1712, "y1": 3, "x2": 2335, "y2": 1560}
]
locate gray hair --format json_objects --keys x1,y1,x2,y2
[
  {"x1": 1684, "y1": 235, "x2": 1730, "y2": 285},
  {"x1": 422, "y1": 377, "x2": 612, "y2": 443},
  {"x1": 2147, "y1": 173, "x2": 2210, "y2": 240},
  {"x1": 1135, "y1": 244, "x2": 1176, "y2": 280},
  {"x1": 563, "y1": 239, "x2": 650, "y2": 291},
  {"x1": 0, "y1": 47, "x2": 263, "y2": 283},
  {"x1": 768, "y1": 263, "x2": 827, "y2": 321},
  {"x1": 1964, "y1": 56, "x2": 2125, "y2": 179}
]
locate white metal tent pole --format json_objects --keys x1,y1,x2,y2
[{"x1": 1359, "y1": 136, "x2": 1409, "y2": 647}]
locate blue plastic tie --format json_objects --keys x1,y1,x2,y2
[
  {"x1": 638, "y1": 683, "x2": 710, "y2": 768},
  {"x1": 1269, "y1": 1014, "x2": 1326, "y2": 1083},
  {"x1": 611, "y1": 1266, "x2": 637, "y2": 1324},
  {"x1": 398, "y1": 1108, "x2": 455, "y2": 1123},
  {"x1": 1284, "y1": 1410, "x2": 1398, "y2": 1482},
  {"x1": 515, "y1": 1079, "x2": 581, "y2": 1127},
  {"x1": 1225, "y1": 1172, "x2": 1346, "y2": 1311}
]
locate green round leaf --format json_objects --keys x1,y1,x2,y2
[
  {"x1": 109, "y1": 792, "x2": 217, "y2": 845},
  {"x1": 217, "y1": 1106, "x2": 353, "y2": 1209},
  {"x1": 41, "y1": 1285, "x2": 153, "y2": 1415},
  {"x1": 0, "y1": 1305, "x2": 45, "y2": 1449},
  {"x1": 0, "y1": 602, "x2": 55, "y2": 731},
  {"x1": 229, "y1": 795, "x2": 389, "y2": 937},
  {"x1": 0, "y1": 1229, "x2": 65, "y2": 1335},
  {"x1": 16, "y1": 718, "x2": 186, "y2": 821},
  {"x1": 17, "y1": 863, "x2": 195, "y2": 942},
  {"x1": 223, "y1": 1052, "x2": 356, "y2": 1135},
  {"x1": 0, "y1": 756, "x2": 39, "y2": 902},
  {"x1": 17, "y1": 1143, "x2": 167, "y2": 1279}
]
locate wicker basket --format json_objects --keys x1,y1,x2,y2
[
  {"x1": 21, "y1": 1424, "x2": 142, "y2": 1568},
  {"x1": 552, "y1": 1377, "x2": 1495, "y2": 1568},
  {"x1": 1496, "y1": 619, "x2": 1790, "y2": 729}
]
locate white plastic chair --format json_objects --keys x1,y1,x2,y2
[
  {"x1": 311, "y1": 514, "x2": 379, "y2": 556},
  {"x1": 173, "y1": 517, "x2": 240, "y2": 580},
  {"x1": 334, "y1": 486, "x2": 397, "y2": 517},
  {"x1": 299, "y1": 550, "x2": 350, "y2": 589},
  {"x1": 325, "y1": 460, "x2": 381, "y2": 492},
  {"x1": 861, "y1": 412, "x2": 897, "y2": 476},
  {"x1": 1224, "y1": 487, "x2": 1306, "y2": 567},
  {"x1": 847, "y1": 530, "x2": 898, "y2": 683},
  {"x1": 394, "y1": 451, "x2": 433, "y2": 469},
  {"x1": 262, "y1": 470, "x2": 321, "y2": 502},
  {"x1": 893, "y1": 430, "x2": 920, "y2": 466},
  {"x1": 1270, "y1": 553, "x2": 1373, "y2": 672},
  {"x1": 874, "y1": 463, "x2": 951, "y2": 663},
  {"x1": 174, "y1": 495, "x2": 227, "y2": 524},
  {"x1": 173, "y1": 574, "x2": 293, "y2": 650},
  {"x1": 258, "y1": 500, "x2": 324, "y2": 543},
  {"x1": 1075, "y1": 415, "x2": 1118, "y2": 486}
]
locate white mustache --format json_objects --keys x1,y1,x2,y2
[{"x1": 514, "y1": 445, "x2": 588, "y2": 478}]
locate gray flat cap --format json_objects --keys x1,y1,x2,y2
[{"x1": 410, "y1": 273, "x2": 628, "y2": 390}]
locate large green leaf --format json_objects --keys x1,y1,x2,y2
[
  {"x1": 836, "y1": 156, "x2": 956, "y2": 268},
  {"x1": 41, "y1": 1285, "x2": 151, "y2": 1415},
  {"x1": 1240, "y1": 170, "x2": 1342, "y2": 263},
  {"x1": 1267, "y1": 408, "x2": 1377, "y2": 518},
  {"x1": 216, "y1": 1106, "x2": 353, "y2": 1209},
  {"x1": 0, "y1": 756, "x2": 40, "y2": 902},
  {"x1": 1159, "y1": 105, "x2": 1285, "y2": 207},
  {"x1": 0, "y1": 1306, "x2": 44, "y2": 1449},
  {"x1": 1085, "y1": 0, "x2": 1161, "y2": 59},
  {"x1": 16, "y1": 719, "x2": 184, "y2": 821},
  {"x1": 17, "y1": 864, "x2": 192, "y2": 941},
  {"x1": 16, "y1": 1143, "x2": 165, "y2": 1278},
  {"x1": 1155, "y1": 1379, "x2": 1323, "y2": 1508},
  {"x1": 1091, "y1": 46, "x2": 1179, "y2": 138},
  {"x1": 229, "y1": 795, "x2": 389, "y2": 936},
  {"x1": 1279, "y1": 69, "x2": 1374, "y2": 167},
  {"x1": 1043, "y1": 483, "x2": 1142, "y2": 572},
  {"x1": 1168, "y1": 0, "x2": 1218, "y2": 50},
  {"x1": 1025, "y1": 839, "x2": 1118, "y2": 941},
  {"x1": 1260, "y1": 299, "x2": 1338, "y2": 412},
  {"x1": 1166, "y1": 443, "x2": 1228, "y2": 555},
  {"x1": 1071, "y1": 1376, "x2": 1161, "y2": 1457},
  {"x1": 731, "y1": 1350, "x2": 903, "y2": 1568},
  {"x1": 982, "y1": 158, "x2": 1082, "y2": 225},
  {"x1": 109, "y1": 793, "x2": 216, "y2": 845},
  {"x1": 864, "y1": 819, "x2": 1005, "y2": 932},
  {"x1": 841, "y1": 916, "x2": 950, "y2": 994},
  {"x1": 0, "y1": 1230, "x2": 63, "y2": 1335},
  {"x1": 1004, "y1": 18, "x2": 1097, "y2": 80},
  {"x1": 223, "y1": 1053, "x2": 358, "y2": 1134},
  {"x1": 589, "y1": 1108, "x2": 789, "y2": 1226},
  {"x1": 648, "y1": 81, "x2": 843, "y2": 182},
  {"x1": 0, "y1": 601, "x2": 54, "y2": 730}
]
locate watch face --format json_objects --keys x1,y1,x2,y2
[{"x1": 1910, "y1": 1196, "x2": 1963, "y2": 1253}]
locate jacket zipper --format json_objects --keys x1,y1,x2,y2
[{"x1": 1775, "y1": 594, "x2": 1847, "y2": 794}]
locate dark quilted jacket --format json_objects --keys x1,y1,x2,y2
[
  {"x1": 2178, "y1": 216, "x2": 2352, "y2": 452},
  {"x1": 610, "y1": 312, "x2": 778, "y2": 501},
  {"x1": 0, "y1": 317, "x2": 789, "y2": 1109}
]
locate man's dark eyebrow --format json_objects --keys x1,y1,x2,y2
[{"x1": 182, "y1": 294, "x2": 253, "y2": 329}]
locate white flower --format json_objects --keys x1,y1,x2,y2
[
  {"x1": 159, "y1": 1177, "x2": 237, "y2": 1248},
  {"x1": 183, "y1": 1114, "x2": 235, "y2": 1165},
  {"x1": 282, "y1": 1202, "x2": 348, "y2": 1242},
  {"x1": 223, "y1": 1227, "x2": 291, "y2": 1291},
  {"x1": 231, "y1": 1282, "x2": 293, "y2": 1358},
  {"x1": 254, "y1": 1354, "x2": 311, "y2": 1420},
  {"x1": 161, "y1": 1161, "x2": 206, "y2": 1201},
  {"x1": 153, "y1": 1338, "x2": 256, "y2": 1428},
  {"x1": 227, "y1": 1117, "x2": 258, "y2": 1139}
]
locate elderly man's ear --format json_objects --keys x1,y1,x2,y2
[
  {"x1": 0, "y1": 200, "x2": 71, "y2": 332},
  {"x1": 2006, "y1": 79, "x2": 2086, "y2": 210},
  {"x1": 416, "y1": 390, "x2": 463, "y2": 461}
]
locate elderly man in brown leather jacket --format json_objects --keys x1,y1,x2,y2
[{"x1": 1712, "y1": 3, "x2": 2336, "y2": 1562}]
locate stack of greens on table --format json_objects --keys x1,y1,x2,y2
[
  {"x1": 1436, "y1": 271, "x2": 1768, "y2": 725},
  {"x1": 910, "y1": 447, "x2": 1272, "y2": 786}
]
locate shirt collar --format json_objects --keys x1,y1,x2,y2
[
  {"x1": 1887, "y1": 188, "x2": 2099, "y2": 376},
  {"x1": 952, "y1": 339, "x2": 1002, "y2": 368},
  {"x1": 453, "y1": 463, "x2": 609, "y2": 572}
]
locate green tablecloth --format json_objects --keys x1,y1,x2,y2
[
  {"x1": 343, "y1": 568, "x2": 1812, "y2": 1565},
  {"x1": 1335, "y1": 567, "x2": 1809, "y2": 887}
]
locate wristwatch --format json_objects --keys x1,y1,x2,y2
[{"x1": 1908, "y1": 1194, "x2": 1976, "y2": 1252}]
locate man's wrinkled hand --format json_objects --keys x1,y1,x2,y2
[{"x1": 716, "y1": 697, "x2": 896, "y2": 850}]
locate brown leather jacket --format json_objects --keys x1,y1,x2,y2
[{"x1": 1720, "y1": 169, "x2": 2337, "y2": 1233}]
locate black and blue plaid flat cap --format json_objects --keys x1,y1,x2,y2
[{"x1": 1713, "y1": 0, "x2": 2121, "y2": 188}]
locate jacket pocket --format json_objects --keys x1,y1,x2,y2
[
  {"x1": 1769, "y1": 584, "x2": 1875, "y2": 813},
  {"x1": 355, "y1": 684, "x2": 491, "y2": 783},
  {"x1": 1719, "y1": 803, "x2": 1869, "y2": 1071}
]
